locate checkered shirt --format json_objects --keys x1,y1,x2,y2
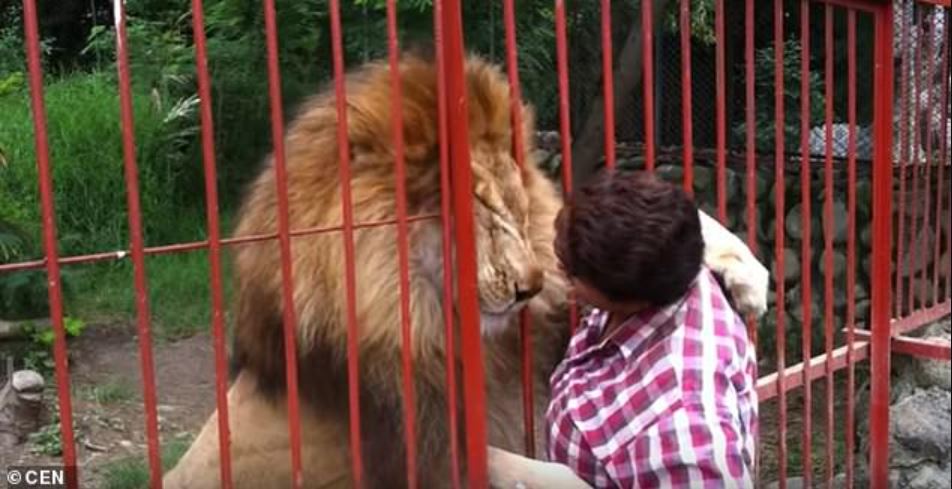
[{"x1": 545, "y1": 267, "x2": 758, "y2": 488}]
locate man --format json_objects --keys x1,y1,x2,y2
[{"x1": 490, "y1": 170, "x2": 758, "y2": 488}]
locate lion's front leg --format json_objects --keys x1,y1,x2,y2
[
  {"x1": 698, "y1": 210, "x2": 769, "y2": 318},
  {"x1": 164, "y1": 372, "x2": 352, "y2": 489}
]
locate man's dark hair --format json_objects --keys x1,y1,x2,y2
[{"x1": 554, "y1": 169, "x2": 704, "y2": 306}]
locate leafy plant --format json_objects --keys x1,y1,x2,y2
[
  {"x1": 28, "y1": 422, "x2": 64, "y2": 456},
  {"x1": 21, "y1": 317, "x2": 86, "y2": 376}
]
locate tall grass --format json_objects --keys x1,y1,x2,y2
[
  {"x1": 69, "y1": 250, "x2": 236, "y2": 339},
  {"x1": 0, "y1": 71, "x2": 202, "y2": 255}
]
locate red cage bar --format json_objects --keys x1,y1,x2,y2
[
  {"x1": 642, "y1": 0, "x2": 656, "y2": 172},
  {"x1": 20, "y1": 0, "x2": 78, "y2": 486},
  {"x1": 845, "y1": 10, "x2": 858, "y2": 487},
  {"x1": 113, "y1": 0, "x2": 164, "y2": 484},
  {"x1": 327, "y1": 0, "x2": 365, "y2": 484},
  {"x1": 554, "y1": 0, "x2": 579, "y2": 336},
  {"x1": 822, "y1": 6, "x2": 836, "y2": 484},
  {"x1": 601, "y1": 0, "x2": 615, "y2": 170},
  {"x1": 798, "y1": 2, "x2": 814, "y2": 484},
  {"x1": 432, "y1": 0, "x2": 462, "y2": 486},
  {"x1": 441, "y1": 1, "x2": 490, "y2": 485},
  {"x1": 260, "y1": 0, "x2": 305, "y2": 484},
  {"x1": 500, "y1": 0, "x2": 537, "y2": 458},
  {"x1": 680, "y1": 0, "x2": 694, "y2": 194},
  {"x1": 383, "y1": 1, "x2": 419, "y2": 485},
  {"x1": 715, "y1": 0, "x2": 727, "y2": 222},
  {"x1": 773, "y1": 0, "x2": 789, "y2": 485},
  {"x1": 870, "y1": 4, "x2": 896, "y2": 487},
  {"x1": 190, "y1": 0, "x2": 233, "y2": 486}
]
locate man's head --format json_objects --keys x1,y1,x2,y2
[{"x1": 554, "y1": 169, "x2": 704, "y2": 310}]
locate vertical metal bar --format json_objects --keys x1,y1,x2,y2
[
  {"x1": 642, "y1": 0, "x2": 656, "y2": 171},
  {"x1": 261, "y1": 0, "x2": 304, "y2": 484},
  {"x1": 441, "y1": 1, "x2": 490, "y2": 485},
  {"x1": 328, "y1": 0, "x2": 364, "y2": 485},
  {"x1": 113, "y1": 1, "x2": 163, "y2": 485},
  {"x1": 920, "y1": 7, "x2": 935, "y2": 307},
  {"x1": 555, "y1": 0, "x2": 579, "y2": 335},
  {"x1": 745, "y1": 0, "x2": 758, "y2": 347},
  {"x1": 894, "y1": 1, "x2": 911, "y2": 317},
  {"x1": 822, "y1": 7, "x2": 836, "y2": 485},
  {"x1": 908, "y1": 7, "x2": 924, "y2": 314},
  {"x1": 773, "y1": 0, "x2": 788, "y2": 485},
  {"x1": 21, "y1": 1, "x2": 78, "y2": 486},
  {"x1": 431, "y1": 2, "x2": 461, "y2": 486},
  {"x1": 190, "y1": 0, "x2": 232, "y2": 485},
  {"x1": 680, "y1": 0, "x2": 694, "y2": 194},
  {"x1": 601, "y1": 0, "x2": 616, "y2": 169},
  {"x1": 869, "y1": 4, "x2": 895, "y2": 487},
  {"x1": 798, "y1": 2, "x2": 813, "y2": 484},
  {"x1": 501, "y1": 0, "x2": 535, "y2": 458},
  {"x1": 715, "y1": 0, "x2": 727, "y2": 221},
  {"x1": 930, "y1": 12, "x2": 952, "y2": 304},
  {"x1": 947, "y1": 10, "x2": 951, "y2": 302},
  {"x1": 936, "y1": 10, "x2": 951, "y2": 302},
  {"x1": 383, "y1": 2, "x2": 418, "y2": 486},
  {"x1": 845, "y1": 10, "x2": 858, "y2": 488}
]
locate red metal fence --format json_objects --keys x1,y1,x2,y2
[{"x1": 4, "y1": 0, "x2": 951, "y2": 488}]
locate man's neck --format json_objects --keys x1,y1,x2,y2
[{"x1": 600, "y1": 302, "x2": 649, "y2": 342}]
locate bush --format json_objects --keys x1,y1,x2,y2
[{"x1": 0, "y1": 71, "x2": 202, "y2": 255}]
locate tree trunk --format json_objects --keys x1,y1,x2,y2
[{"x1": 570, "y1": 0, "x2": 673, "y2": 186}]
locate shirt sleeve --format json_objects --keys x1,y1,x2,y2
[{"x1": 605, "y1": 405, "x2": 753, "y2": 488}]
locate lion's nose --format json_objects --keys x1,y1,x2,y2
[{"x1": 514, "y1": 268, "x2": 544, "y2": 302}]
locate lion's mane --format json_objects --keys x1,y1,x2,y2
[{"x1": 225, "y1": 52, "x2": 570, "y2": 488}]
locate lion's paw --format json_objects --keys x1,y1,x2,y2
[{"x1": 717, "y1": 256, "x2": 769, "y2": 318}]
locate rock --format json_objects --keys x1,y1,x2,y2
[
  {"x1": 786, "y1": 283, "x2": 821, "y2": 327},
  {"x1": 912, "y1": 328, "x2": 951, "y2": 392},
  {"x1": 820, "y1": 200, "x2": 851, "y2": 245},
  {"x1": 861, "y1": 224, "x2": 872, "y2": 248},
  {"x1": 900, "y1": 227, "x2": 936, "y2": 277},
  {"x1": 763, "y1": 476, "x2": 805, "y2": 489},
  {"x1": 785, "y1": 203, "x2": 819, "y2": 242},
  {"x1": 692, "y1": 165, "x2": 714, "y2": 197},
  {"x1": 901, "y1": 463, "x2": 952, "y2": 489},
  {"x1": 119, "y1": 439, "x2": 134, "y2": 449},
  {"x1": 83, "y1": 439, "x2": 108, "y2": 452},
  {"x1": 771, "y1": 247, "x2": 801, "y2": 284},
  {"x1": 890, "y1": 387, "x2": 951, "y2": 467},
  {"x1": 0, "y1": 370, "x2": 47, "y2": 446},
  {"x1": 655, "y1": 164, "x2": 683, "y2": 185},
  {"x1": 11, "y1": 370, "x2": 44, "y2": 393}
]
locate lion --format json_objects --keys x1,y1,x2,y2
[{"x1": 163, "y1": 52, "x2": 768, "y2": 489}]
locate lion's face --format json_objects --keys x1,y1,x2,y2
[{"x1": 470, "y1": 142, "x2": 544, "y2": 335}]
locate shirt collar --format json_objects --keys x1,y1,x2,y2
[{"x1": 589, "y1": 274, "x2": 699, "y2": 359}]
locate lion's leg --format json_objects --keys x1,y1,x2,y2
[
  {"x1": 698, "y1": 209, "x2": 769, "y2": 317},
  {"x1": 164, "y1": 371, "x2": 352, "y2": 489}
]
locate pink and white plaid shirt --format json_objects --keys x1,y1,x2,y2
[{"x1": 545, "y1": 267, "x2": 758, "y2": 488}]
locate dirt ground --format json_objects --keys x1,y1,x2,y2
[
  {"x1": 2, "y1": 321, "x2": 862, "y2": 487},
  {"x1": 1, "y1": 322, "x2": 218, "y2": 488}
]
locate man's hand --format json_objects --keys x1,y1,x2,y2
[{"x1": 488, "y1": 447, "x2": 591, "y2": 489}]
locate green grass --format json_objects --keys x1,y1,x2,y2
[
  {"x1": 101, "y1": 437, "x2": 192, "y2": 489},
  {"x1": 68, "y1": 248, "x2": 235, "y2": 339},
  {"x1": 0, "y1": 72, "x2": 204, "y2": 255},
  {"x1": 82, "y1": 378, "x2": 135, "y2": 405}
]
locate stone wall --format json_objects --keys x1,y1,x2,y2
[{"x1": 532, "y1": 133, "x2": 951, "y2": 361}]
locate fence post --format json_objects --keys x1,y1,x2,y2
[
  {"x1": 869, "y1": 3, "x2": 895, "y2": 488},
  {"x1": 438, "y1": 0, "x2": 490, "y2": 487}
]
